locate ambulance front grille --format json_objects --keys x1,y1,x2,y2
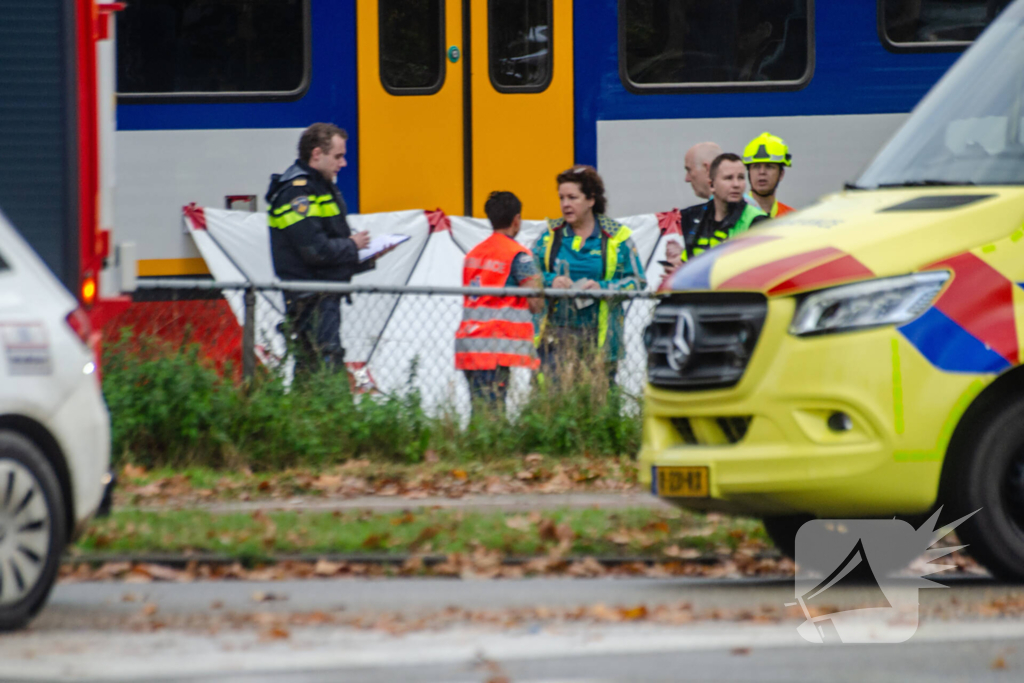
[{"x1": 645, "y1": 293, "x2": 767, "y2": 391}]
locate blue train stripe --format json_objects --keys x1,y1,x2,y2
[{"x1": 899, "y1": 308, "x2": 1011, "y2": 374}]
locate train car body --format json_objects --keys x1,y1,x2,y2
[{"x1": 112, "y1": 0, "x2": 1000, "y2": 280}]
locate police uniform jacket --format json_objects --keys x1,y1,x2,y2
[{"x1": 266, "y1": 160, "x2": 373, "y2": 282}]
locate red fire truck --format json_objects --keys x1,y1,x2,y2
[{"x1": 0, "y1": 0, "x2": 127, "y2": 329}]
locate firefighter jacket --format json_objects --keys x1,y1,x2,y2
[
  {"x1": 532, "y1": 214, "x2": 647, "y2": 362},
  {"x1": 265, "y1": 160, "x2": 373, "y2": 282},
  {"x1": 744, "y1": 192, "x2": 795, "y2": 218},
  {"x1": 678, "y1": 200, "x2": 768, "y2": 263},
  {"x1": 454, "y1": 233, "x2": 540, "y2": 371}
]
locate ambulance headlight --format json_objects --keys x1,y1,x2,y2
[{"x1": 790, "y1": 272, "x2": 949, "y2": 336}]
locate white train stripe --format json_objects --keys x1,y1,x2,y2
[{"x1": 597, "y1": 113, "x2": 909, "y2": 217}]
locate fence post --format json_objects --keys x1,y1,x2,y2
[{"x1": 243, "y1": 286, "x2": 256, "y2": 381}]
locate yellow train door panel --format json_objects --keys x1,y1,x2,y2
[
  {"x1": 470, "y1": 0, "x2": 573, "y2": 219},
  {"x1": 357, "y1": 0, "x2": 465, "y2": 214}
]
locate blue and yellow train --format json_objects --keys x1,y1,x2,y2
[{"x1": 113, "y1": 0, "x2": 1003, "y2": 277}]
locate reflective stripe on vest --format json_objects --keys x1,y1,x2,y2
[
  {"x1": 461, "y1": 307, "x2": 534, "y2": 323},
  {"x1": 597, "y1": 221, "x2": 633, "y2": 349},
  {"x1": 455, "y1": 233, "x2": 538, "y2": 371},
  {"x1": 267, "y1": 195, "x2": 341, "y2": 229}
]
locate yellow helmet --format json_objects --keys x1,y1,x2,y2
[{"x1": 743, "y1": 132, "x2": 792, "y2": 167}]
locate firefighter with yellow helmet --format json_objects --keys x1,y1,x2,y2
[{"x1": 743, "y1": 132, "x2": 795, "y2": 218}]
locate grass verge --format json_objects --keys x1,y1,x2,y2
[
  {"x1": 114, "y1": 454, "x2": 638, "y2": 507},
  {"x1": 76, "y1": 507, "x2": 768, "y2": 561}
]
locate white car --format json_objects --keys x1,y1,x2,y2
[{"x1": 0, "y1": 210, "x2": 112, "y2": 630}]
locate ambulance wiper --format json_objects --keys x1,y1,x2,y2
[{"x1": 877, "y1": 180, "x2": 976, "y2": 187}]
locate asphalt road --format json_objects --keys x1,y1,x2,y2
[{"x1": 3, "y1": 575, "x2": 1024, "y2": 682}]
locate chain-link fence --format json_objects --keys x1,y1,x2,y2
[{"x1": 124, "y1": 280, "x2": 663, "y2": 416}]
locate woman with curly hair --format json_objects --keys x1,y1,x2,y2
[{"x1": 531, "y1": 165, "x2": 646, "y2": 382}]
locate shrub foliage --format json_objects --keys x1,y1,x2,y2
[{"x1": 103, "y1": 332, "x2": 640, "y2": 469}]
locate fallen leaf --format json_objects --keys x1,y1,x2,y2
[
  {"x1": 731, "y1": 647, "x2": 752, "y2": 656},
  {"x1": 314, "y1": 559, "x2": 344, "y2": 576},
  {"x1": 251, "y1": 591, "x2": 287, "y2": 603},
  {"x1": 259, "y1": 626, "x2": 291, "y2": 641},
  {"x1": 663, "y1": 545, "x2": 702, "y2": 560},
  {"x1": 452, "y1": 469, "x2": 468, "y2": 481},
  {"x1": 589, "y1": 603, "x2": 621, "y2": 622},
  {"x1": 621, "y1": 605, "x2": 648, "y2": 621},
  {"x1": 992, "y1": 657, "x2": 1007, "y2": 670},
  {"x1": 390, "y1": 511, "x2": 416, "y2": 526},
  {"x1": 140, "y1": 603, "x2": 158, "y2": 616},
  {"x1": 312, "y1": 475, "x2": 343, "y2": 492},
  {"x1": 121, "y1": 463, "x2": 147, "y2": 479},
  {"x1": 410, "y1": 526, "x2": 440, "y2": 549},
  {"x1": 505, "y1": 515, "x2": 533, "y2": 531},
  {"x1": 361, "y1": 533, "x2": 390, "y2": 550}
]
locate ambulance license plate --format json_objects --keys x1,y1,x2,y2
[{"x1": 654, "y1": 466, "x2": 709, "y2": 497}]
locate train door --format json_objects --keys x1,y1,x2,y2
[
  {"x1": 358, "y1": 0, "x2": 573, "y2": 219},
  {"x1": 470, "y1": 0, "x2": 573, "y2": 219}
]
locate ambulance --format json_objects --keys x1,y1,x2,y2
[{"x1": 641, "y1": 0, "x2": 1024, "y2": 580}]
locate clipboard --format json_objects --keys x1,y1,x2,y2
[{"x1": 358, "y1": 234, "x2": 411, "y2": 262}]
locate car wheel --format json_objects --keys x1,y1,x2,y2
[
  {"x1": 947, "y1": 398, "x2": 1024, "y2": 582},
  {"x1": 761, "y1": 514, "x2": 813, "y2": 561},
  {"x1": 0, "y1": 431, "x2": 67, "y2": 631}
]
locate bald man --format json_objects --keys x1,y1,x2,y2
[
  {"x1": 666, "y1": 142, "x2": 724, "y2": 267},
  {"x1": 684, "y1": 142, "x2": 723, "y2": 200}
]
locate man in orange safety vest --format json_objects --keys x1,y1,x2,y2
[{"x1": 455, "y1": 191, "x2": 544, "y2": 411}]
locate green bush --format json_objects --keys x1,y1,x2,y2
[{"x1": 102, "y1": 332, "x2": 640, "y2": 470}]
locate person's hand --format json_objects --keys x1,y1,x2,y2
[
  {"x1": 578, "y1": 279, "x2": 600, "y2": 291},
  {"x1": 351, "y1": 231, "x2": 371, "y2": 250},
  {"x1": 552, "y1": 275, "x2": 573, "y2": 289}
]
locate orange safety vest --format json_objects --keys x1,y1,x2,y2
[
  {"x1": 772, "y1": 200, "x2": 795, "y2": 218},
  {"x1": 454, "y1": 233, "x2": 539, "y2": 371}
]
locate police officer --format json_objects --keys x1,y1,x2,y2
[{"x1": 266, "y1": 123, "x2": 373, "y2": 374}]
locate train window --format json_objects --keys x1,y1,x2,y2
[
  {"x1": 116, "y1": 0, "x2": 310, "y2": 101},
  {"x1": 489, "y1": 0, "x2": 553, "y2": 93},
  {"x1": 379, "y1": 0, "x2": 445, "y2": 94},
  {"x1": 881, "y1": 0, "x2": 1011, "y2": 50},
  {"x1": 620, "y1": 0, "x2": 813, "y2": 92}
]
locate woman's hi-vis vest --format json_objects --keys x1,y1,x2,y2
[{"x1": 454, "y1": 233, "x2": 539, "y2": 371}]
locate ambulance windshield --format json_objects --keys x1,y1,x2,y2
[{"x1": 858, "y1": 3, "x2": 1024, "y2": 188}]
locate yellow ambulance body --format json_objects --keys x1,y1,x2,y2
[{"x1": 640, "y1": 3, "x2": 1024, "y2": 579}]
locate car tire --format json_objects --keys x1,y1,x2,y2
[
  {"x1": 0, "y1": 430, "x2": 67, "y2": 631},
  {"x1": 946, "y1": 397, "x2": 1024, "y2": 582},
  {"x1": 761, "y1": 514, "x2": 813, "y2": 561}
]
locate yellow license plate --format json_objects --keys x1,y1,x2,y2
[{"x1": 654, "y1": 466, "x2": 710, "y2": 497}]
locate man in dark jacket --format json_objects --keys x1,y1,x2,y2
[
  {"x1": 267, "y1": 122, "x2": 373, "y2": 374},
  {"x1": 674, "y1": 153, "x2": 768, "y2": 265}
]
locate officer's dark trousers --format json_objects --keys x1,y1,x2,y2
[{"x1": 284, "y1": 293, "x2": 344, "y2": 375}]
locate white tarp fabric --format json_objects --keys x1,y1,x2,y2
[{"x1": 184, "y1": 207, "x2": 682, "y2": 413}]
